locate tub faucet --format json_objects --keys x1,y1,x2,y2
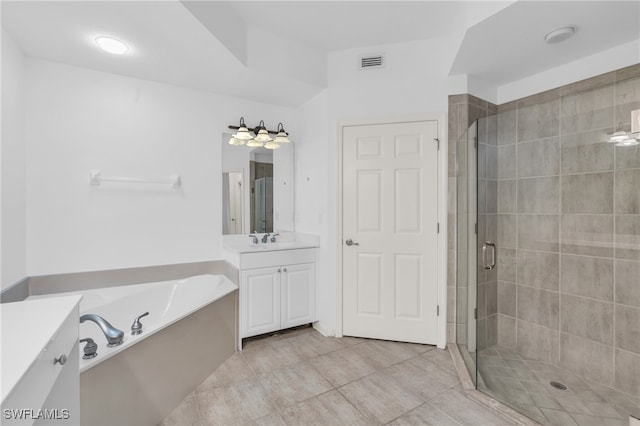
[
  {"x1": 80, "y1": 314, "x2": 124, "y2": 347},
  {"x1": 261, "y1": 233, "x2": 270, "y2": 243}
]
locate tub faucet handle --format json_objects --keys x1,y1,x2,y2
[
  {"x1": 80, "y1": 338, "x2": 98, "y2": 359},
  {"x1": 131, "y1": 312, "x2": 149, "y2": 336}
]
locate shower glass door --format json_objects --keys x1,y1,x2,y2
[{"x1": 456, "y1": 120, "x2": 478, "y2": 386}]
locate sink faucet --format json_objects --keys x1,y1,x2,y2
[
  {"x1": 80, "y1": 314, "x2": 125, "y2": 347},
  {"x1": 261, "y1": 233, "x2": 270, "y2": 243}
]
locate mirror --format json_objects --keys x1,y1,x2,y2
[{"x1": 222, "y1": 133, "x2": 294, "y2": 235}]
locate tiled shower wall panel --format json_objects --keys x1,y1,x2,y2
[{"x1": 492, "y1": 64, "x2": 640, "y2": 399}]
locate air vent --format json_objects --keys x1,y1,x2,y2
[{"x1": 360, "y1": 54, "x2": 384, "y2": 70}]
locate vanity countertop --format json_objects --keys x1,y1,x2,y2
[
  {"x1": 223, "y1": 232, "x2": 319, "y2": 254},
  {"x1": 0, "y1": 294, "x2": 82, "y2": 403}
]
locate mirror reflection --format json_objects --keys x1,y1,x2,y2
[{"x1": 221, "y1": 133, "x2": 294, "y2": 235}]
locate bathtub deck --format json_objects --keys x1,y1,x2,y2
[{"x1": 161, "y1": 327, "x2": 512, "y2": 425}]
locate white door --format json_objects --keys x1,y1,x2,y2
[
  {"x1": 241, "y1": 267, "x2": 280, "y2": 338},
  {"x1": 281, "y1": 263, "x2": 316, "y2": 329},
  {"x1": 342, "y1": 121, "x2": 439, "y2": 344}
]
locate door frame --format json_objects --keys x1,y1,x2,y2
[{"x1": 336, "y1": 113, "x2": 448, "y2": 349}]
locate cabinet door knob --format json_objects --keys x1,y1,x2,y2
[
  {"x1": 54, "y1": 354, "x2": 67, "y2": 366},
  {"x1": 277, "y1": 268, "x2": 281, "y2": 273},
  {"x1": 283, "y1": 268, "x2": 287, "y2": 272}
]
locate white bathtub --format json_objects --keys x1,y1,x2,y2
[
  {"x1": 30, "y1": 273, "x2": 238, "y2": 425},
  {"x1": 29, "y1": 274, "x2": 237, "y2": 372}
]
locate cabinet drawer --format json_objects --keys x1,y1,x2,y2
[
  {"x1": 240, "y1": 248, "x2": 316, "y2": 269},
  {"x1": 2, "y1": 307, "x2": 78, "y2": 420}
]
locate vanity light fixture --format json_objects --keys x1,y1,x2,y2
[
  {"x1": 95, "y1": 36, "x2": 129, "y2": 55},
  {"x1": 253, "y1": 120, "x2": 273, "y2": 143},
  {"x1": 274, "y1": 123, "x2": 291, "y2": 144},
  {"x1": 234, "y1": 117, "x2": 254, "y2": 141},
  {"x1": 228, "y1": 118, "x2": 291, "y2": 149},
  {"x1": 607, "y1": 115, "x2": 640, "y2": 146}
]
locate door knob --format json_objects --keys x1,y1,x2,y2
[{"x1": 345, "y1": 239, "x2": 359, "y2": 246}]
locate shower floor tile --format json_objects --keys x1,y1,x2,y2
[
  {"x1": 162, "y1": 327, "x2": 516, "y2": 425},
  {"x1": 478, "y1": 345, "x2": 640, "y2": 426}
]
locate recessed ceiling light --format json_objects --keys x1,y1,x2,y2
[
  {"x1": 544, "y1": 26, "x2": 577, "y2": 44},
  {"x1": 95, "y1": 36, "x2": 129, "y2": 55}
]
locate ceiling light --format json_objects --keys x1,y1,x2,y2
[
  {"x1": 274, "y1": 123, "x2": 290, "y2": 144},
  {"x1": 544, "y1": 26, "x2": 576, "y2": 44},
  {"x1": 95, "y1": 36, "x2": 129, "y2": 55}
]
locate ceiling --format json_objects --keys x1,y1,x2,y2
[
  {"x1": 227, "y1": 1, "x2": 468, "y2": 51},
  {"x1": 2, "y1": 1, "x2": 639, "y2": 107},
  {"x1": 450, "y1": 1, "x2": 640, "y2": 85}
]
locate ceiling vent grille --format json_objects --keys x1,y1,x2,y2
[{"x1": 360, "y1": 54, "x2": 384, "y2": 70}]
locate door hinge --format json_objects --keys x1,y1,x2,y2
[
  {"x1": 475, "y1": 223, "x2": 478, "y2": 234},
  {"x1": 474, "y1": 307, "x2": 478, "y2": 320},
  {"x1": 437, "y1": 305, "x2": 440, "y2": 316},
  {"x1": 434, "y1": 138, "x2": 440, "y2": 150},
  {"x1": 437, "y1": 222, "x2": 440, "y2": 233}
]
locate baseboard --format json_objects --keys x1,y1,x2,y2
[
  {"x1": 0, "y1": 277, "x2": 30, "y2": 303},
  {"x1": 312, "y1": 321, "x2": 335, "y2": 337}
]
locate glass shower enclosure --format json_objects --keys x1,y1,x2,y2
[{"x1": 456, "y1": 86, "x2": 640, "y2": 425}]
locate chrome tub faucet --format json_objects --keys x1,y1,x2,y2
[{"x1": 80, "y1": 314, "x2": 125, "y2": 347}]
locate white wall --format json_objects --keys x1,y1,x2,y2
[
  {"x1": 294, "y1": 89, "x2": 331, "y2": 330},
  {"x1": 295, "y1": 37, "x2": 458, "y2": 334},
  {"x1": 497, "y1": 39, "x2": 640, "y2": 104},
  {"x1": 25, "y1": 58, "x2": 293, "y2": 275},
  {"x1": 1, "y1": 30, "x2": 27, "y2": 289}
]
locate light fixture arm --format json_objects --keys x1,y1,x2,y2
[{"x1": 227, "y1": 118, "x2": 284, "y2": 135}]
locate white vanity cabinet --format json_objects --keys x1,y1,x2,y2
[{"x1": 237, "y1": 247, "x2": 317, "y2": 343}]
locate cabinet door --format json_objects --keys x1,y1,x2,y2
[
  {"x1": 281, "y1": 263, "x2": 316, "y2": 329},
  {"x1": 241, "y1": 267, "x2": 281, "y2": 338}
]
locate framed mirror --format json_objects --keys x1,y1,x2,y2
[{"x1": 222, "y1": 133, "x2": 294, "y2": 235}]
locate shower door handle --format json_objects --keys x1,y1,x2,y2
[{"x1": 482, "y1": 242, "x2": 496, "y2": 270}]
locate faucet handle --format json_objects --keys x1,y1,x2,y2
[
  {"x1": 80, "y1": 338, "x2": 98, "y2": 359},
  {"x1": 270, "y1": 233, "x2": 280, "y2": 243},
  {"x1": 131, "y1": 312, "x2": 149, "y2": 335},
  {"x1": 248, "y1": 234, "x2": 258, "y2": 244}
]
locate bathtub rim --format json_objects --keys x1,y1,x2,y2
[{"x1": 27, "y1": 274, "x2": 238, "y2": 372}]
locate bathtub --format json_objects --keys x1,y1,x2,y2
[{"x1": 28, "y1": 274, "x2": 238, "y2": 425}]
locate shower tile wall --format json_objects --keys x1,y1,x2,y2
[{"x1": 492, "y1": 64, "x2": 640, "y2": 399}]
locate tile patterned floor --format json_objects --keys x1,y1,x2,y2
[
  {"x1": 478, "y1": 346, "x2": 640, "y2": 426},
  {"x1": 161, "y1": 327, "x2": 515, "y2": 425}
]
